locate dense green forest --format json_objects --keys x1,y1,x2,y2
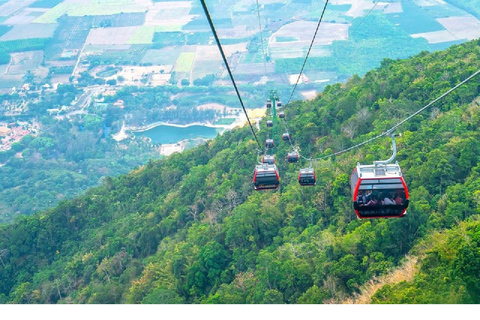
[
  {"x1": 0, "y1": 82, "x2": 298, "y2": 221},
  {"x1": 0, "y1": 40, "x2": 479, "y2": 304}
]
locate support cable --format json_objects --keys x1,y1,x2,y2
[
  {"x1": 200, "y1": 0, "x2": 262, "y2": 150},
  {"x1": 356, "y1": 0, "x2": 380, "y2": 29},
  {"x1": 286, "y1": 0, "x2": 329, "y2": 106},
  {"x1": 255, "y1": 0, "x2": 267, "y2": 76},
  {"x1": 302, "y1": 68, "x2": 480, "y2": 161}
]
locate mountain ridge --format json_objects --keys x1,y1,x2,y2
[{"x1": 0, "y1": 39, "x2": 479, "y2": 304}]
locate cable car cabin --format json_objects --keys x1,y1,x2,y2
[
  {"x1": 350, "y1": 163, "x2": 409, "y2": 219},
  {"x1": 262, "y1": 155, "x2": 275, "y2": 164},
  {"x1": 266, "y1": 120, "x2": 273, "y2": 127},
  {"x1": 279, "y1": 112, "x2": 285, "y2": 119},
  {"x1": 277, "y1": 101, "x2": 282, "y2": 108},
  {"x1": 253, "y1": 164, "x2": 280, "y2": 190},
  {"x1": 265, "y1": 139, "x2": 275, "y2": 148},
  {"x1": 282, "y1": 133, "x2": 290, "y2": 141},
  {"x1": 286, "y1": 152, "x2": 299, "y2": 163},
  {"x1": 299, "y1": 168, "x2": 316, "y2": 186},
  {"x1": 266, "y1": 99, "x2": 272, "y2": 108}
]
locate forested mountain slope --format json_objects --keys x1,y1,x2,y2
[{"x1": 0, "y1": 40, "x2": 479, "y2": 304}]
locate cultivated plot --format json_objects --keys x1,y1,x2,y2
[
  {"x1": 191, "y1": 59, "x2": 223, "y2": 79},
  {"x1": 411, "y1": 30, "x2": 457, "y2": 44},
  {"x1": 144, "y1": 1, "x2": 194, "y2": 28},
  {"x1": 141, "y1": 47, "x2": 186, "y2": 65},
  {"x1": 85, "y1": 26, "x2": 140, "y2": 45},
  {"x1": 437, "y1": 16, "x2": 480, "y2": 40},
  {"x1": 127, "y1": 26, "x2": 156, "y2": 45},
  {"x1": 269, "y1": 21, "x2": 349, "y2": 47},
  {"x1": 175, "y1": 52, "x2": 195, "y2": 73},
  {"x1": 34, "y1": 0, "x2": 149, "y2": 23},
  {"x1": 0, "y1": 0, "x2": 35, "y2": 17},
  {"x1": 0, "y1": 23, "x2": 57, "y2": 40},
  {"x1": 2, "y1": 10, "x2": 39, "y2": 25}
]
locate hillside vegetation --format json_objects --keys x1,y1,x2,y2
[{"x1": 0, "y1": 40, "x2": 479, "y2": 303}]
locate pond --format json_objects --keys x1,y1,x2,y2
[{"x1": 133, "y1": 124, "x2": 223, "y2": 144}]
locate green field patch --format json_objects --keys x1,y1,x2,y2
[
  {"x1": 153, "y1": 32, "x2": 185, "y2": 48},
  {"x1": 387, "y1": 2, "x2": 445, "y2": 34},
  {"x1": 0, "y1": 38, "x2": 48, "y2": 53},
  {"x1": 127, "y1": 26, "x2": 156, "y2": 45},
  {"x1": 86, "y1": 45, "x2": 149, "y2": 65},
  {"x1": 175, "y1": 52, "x2": 195, "y2": 73},
  {"x1": 34, "y1": 3, "x2": 78, "y2": 23}
]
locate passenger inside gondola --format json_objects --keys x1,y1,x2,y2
[
  {"x1": 382, "y1": 192, "x2": 396, "y2": 205},
  {"x1": 395, "y1": 190, "x2": 405, "y2": 205},
  {"x1": 365, "y1": 194, "x2": 378, "y2": 206},
  {"x1": 357, "y1": 190, "x2": 366, "y2": 204}
]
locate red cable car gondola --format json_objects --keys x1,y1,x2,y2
[
  {"x1": 286, "y1": 151, "x2": 299, "y2": 163},
  {"x1": 265, "y1": 139, "x2": 275, "y2": 148},
  {"x1": 262, "y1": 155, "x2": 275, "y2": 164},
  {"x1": 350, "y1": 162, "x2": 409, "y2": 219},
  {"x1": 253, "y1": 164, "x2": 280, "y2": 190},
  {"x1": 299, "y1": 168, "x2": 316, "y2": 186}
]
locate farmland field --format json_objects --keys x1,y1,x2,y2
[
  {"x1": 34, "y1": 0, "x2": 148, "y2": 23},
  {"x1": 387, "y1": 1, "x2": 445, "y2": 34},
  {"x1": 0, "y1": 0, "x2": 35, "y2": 17},
  {"x1": 437, "y1": 16, "x2": 480, "y2": 40},
  {"x1": 44, "y1": 15, "x2": 92, "y2": 60},
  {"x1": 191, "y1": 59, "x2": 222, "y2": 79},
  {"x1": 175, "y1": 52, "x2": 195, "y2": 73},
  {"x1": 0, "y1": 23, "x2": 57, "y2": 41},
  {"x1": 269, "y1": 21, "x2": 350, "y2": 48},
  {"x1": 68, "y1": 0, "x2": 147, "y2": 17},
  {"x1": 0, "y1": 38, "x2": 48, "y2": 52},
  {"x1": 7, "y1": 50, "x2": 44, "y2": 75},
  {"x1": 86, "y1": 27, "x2": 140, "y2": 45},
  {"x1": 141, "y1": 47, "x2": 185, "y2": 65},
  {"x1": 127, "y1": 26, "x2": 156, "y2": 45}
]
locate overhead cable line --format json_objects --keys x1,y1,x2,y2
[
  {"x1": 286, "y1": 0, "x2": 329, "y2": 106},
  {"x1": 356, "y1": 0, "x2": 380, "y2": 28},
  {"x1": 200, "y1": 0, "x2": 262, "y2": 150},
  {"x1": 255, "y1": 0, "x2": 267, "y2": 76},
  {"x1": 302, "y1": 68, "x2": 480, "y2": 161}
]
